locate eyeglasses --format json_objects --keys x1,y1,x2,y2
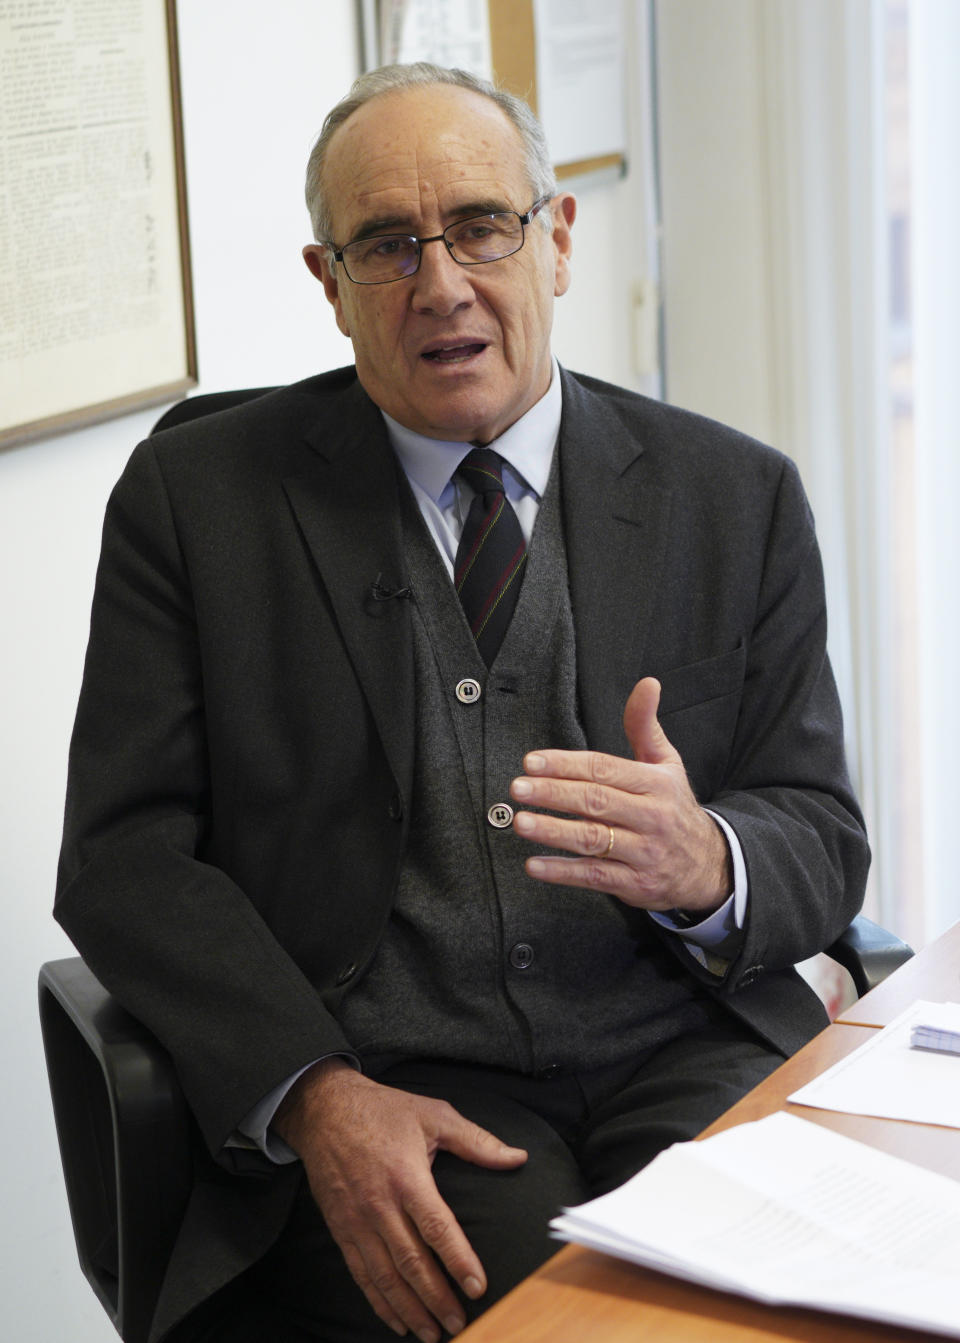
[{"x1": 327, "y1": 198, "x2": 551, "y2": 285}]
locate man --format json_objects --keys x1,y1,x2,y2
[{"x1": 56, "y1": 64, "x2": 869, "y2": 1343}]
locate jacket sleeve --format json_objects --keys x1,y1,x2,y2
[
  {"x1": 671, "y1": 456, "x2": 870, "y2": 992},
  {"x1": 55, "y1": 439, "x2": 358, "y2": 1160}
]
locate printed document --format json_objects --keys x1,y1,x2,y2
[
  {"x1": 789, "y1": 1000, "x2": 960, "y2": 1127},
  {"x1": 551, "y1": 1112, "x2": 960, "y2": 1338}
]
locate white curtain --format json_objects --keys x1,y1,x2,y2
[
  {"x1": 910, "y1": 0, "x2": 960, "y2": 942},
  {"x1": 654, "y1": 0, "x2": 958, "y2": 949},
  {"x1": 757, "y1": 0, "x2": 960, "y2": 947},
  {"x1": 758, "y1": 0, "x2": 900, "y2": 932}
]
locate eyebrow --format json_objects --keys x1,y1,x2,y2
[{"x1": 347, "y1": 199, "x2": 517, "y2": 243}]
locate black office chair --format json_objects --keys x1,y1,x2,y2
[
  {"x1": 39, "y1": 917, "x2": 912, "y2": 1343},
  {"x1": 40, "y1": 388, "x2": 276, "y2": 1343},
  {"x1": 150, "y1": 387, "x2": 279, "y2": 433},
  {"x1": 44, "y1": 393, "x2": 914, "y2": 1342},
  {"x1": 40, "y1": 957, "x2": 196, "y2": 1343}
]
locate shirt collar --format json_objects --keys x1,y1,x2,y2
[{"x1": 382, "y1": 358, "x2": 562, "y2": 503}]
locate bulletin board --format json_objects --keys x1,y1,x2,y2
[{"x1": 370, "y1": 0, "x2": 627, "y2": 181}]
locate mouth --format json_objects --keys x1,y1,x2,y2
[{"x1": 420, "y1": 342, "x2": 487, "y2": 365}]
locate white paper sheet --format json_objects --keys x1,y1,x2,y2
[
  {"x1": 380, "y1": 0, "x2": 492, "y2": 77},
  {"x1": 533, "y1": 0, "x2": 626, "y2": 165},
  {"x1": 789, "y1": 1000, "x2": 960, "y2": 1127},
  {"x1": 552, "y1": 1112, "x2": 960, "y2": 1338}
]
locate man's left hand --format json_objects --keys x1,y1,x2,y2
[{"x1": 510, "y1": 677, "x2": 732, "y2": 914}]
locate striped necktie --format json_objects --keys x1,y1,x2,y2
[{"x1": 454, "y1": 448, "x2": 527, "y2": 666}]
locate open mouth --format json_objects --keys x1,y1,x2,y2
[{"x1": 421, "y1": 342, "x2": 487, "y2": 364}]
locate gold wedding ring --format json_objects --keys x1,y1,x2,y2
[{"x1": 603, "y1": 825, "x2": 615, "y2": 858}]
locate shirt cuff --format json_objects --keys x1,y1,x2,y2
[
  {"x1": 650, "y1": 811, "x2": 748, "y2": 963},
  {"x1": 229, "y1": 1054, "x2": 358, "y2": 1164}
]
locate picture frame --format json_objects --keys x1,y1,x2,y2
[{"x1": 0, "y1": 0, "x2": 197, "y2": 449}]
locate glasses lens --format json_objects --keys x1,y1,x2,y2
[
  {"x1": 342, "y1": 235, "x2": 419, "y2": 283},
  {"x1": 447, "y1": 213, "x2": 524, "y2": 264}
]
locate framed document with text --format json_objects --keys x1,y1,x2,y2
[{"x1": 0, "y1": 0, "x2": 196, "y2": 449}]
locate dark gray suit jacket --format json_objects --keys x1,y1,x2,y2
[{"x1": 55, "y1": 365, "x2": 869, "y2": 1335}]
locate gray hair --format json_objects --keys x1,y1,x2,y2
[{"x1": 305, "y1": 62, "x2": 557, "y2": 244}]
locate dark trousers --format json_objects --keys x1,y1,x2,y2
[{"x1": 165, "y1": 1017, "x2": 783, "y2": 1342}]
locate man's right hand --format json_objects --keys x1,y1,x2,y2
[{"x1": 272, "y1": 1058, "x2": 528, "y2": 1343}]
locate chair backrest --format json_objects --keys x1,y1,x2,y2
[{"x1": 152, "y1": 387, "x2": 279, "y2": 434}]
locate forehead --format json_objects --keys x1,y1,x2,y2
[{"x1": 323, "y1": 85, "x2": 531, "y2": 237}]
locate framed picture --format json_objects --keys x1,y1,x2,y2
[{"x1": 0, "y1": 0, "x2": 196, "y2": 449}]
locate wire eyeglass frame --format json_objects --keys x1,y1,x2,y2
[{"x1": 326, "y1": 197, "x2": 552, "y2": 285}]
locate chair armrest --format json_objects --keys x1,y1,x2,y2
[
  {"x1": 39, "y1": 957, "x2": 195, "y2": 1343},
  {"x1": 824, "y1": 915, "x2": 914, "y2": 998}
]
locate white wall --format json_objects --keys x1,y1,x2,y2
[
  {"x1": 1, "y1": 5, "x2": 354, "y2": 1339},
  {"x1": 0, "y1": 3, "x2": 649, "y2": 1337},
  {"x1": 655, "y1": 0, "x2": 776, "y2": 445}
]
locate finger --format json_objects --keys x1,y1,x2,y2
[
  {"x1": 513, "y1": 807, "x2": 641, "y2": 864},
  {"x1": 417, "y1": 1106, "x2": 525, "y2": 1299},
  {"x1": 338, "y1": 1237, "x2": 413, "y2": 1338},
  {"x1": 520, "y1": 746, "x2": 664, "y2": 792},
  {"x1": 524, "y1": 852, "x2": 673, "y2": 909},
  {"x1": 510, "y1": 772, "x2": 663, "y2": 827},
  {"x1": 623, "y1": 677, "x2": 679, "y2": 766},
  {"x1": 404, "y1": 1185, "x2": 488, "y2": 1306},
  {"x1": 335, "y1": 1192, "x2": 475, "y2": 1337},
  {"x1": 329, "y1": 1115, "x2": 493, "y2": 1325},
  {"x1": 340, "y1": 1206, "x2": 468, "y2": 1343},
  {"x1": 430, "y1": 1105, "x2": 528, "y2": 1171}
]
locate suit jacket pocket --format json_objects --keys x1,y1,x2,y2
[{"x1": 652, "y1": 643, "x2": 746, "y2": 800}]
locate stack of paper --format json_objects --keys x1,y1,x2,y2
[{"x1": 551, "y1": 1112, "x2": 960, "y2": 1338}]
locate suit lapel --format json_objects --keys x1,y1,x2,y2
[
  {"x1": 279, "y1": 369, "x2": 672, "y2": 780},
  {"x1": 559, "y1": 369, "x2": 675, "y2": 756},
  {"x1": 282, "y1": 380, "x2": 415, "y2": 801}
]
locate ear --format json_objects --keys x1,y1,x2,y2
[
  {"x1": 303, "y1": 244, "x2": 351, "y2": 337},
  {"x1": 551, "y1": 194, "x2": 577, "y2": 298}
]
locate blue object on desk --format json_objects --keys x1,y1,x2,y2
[{"x1": 910, "y1": 1023, "x2": 960, "y2": 1055}]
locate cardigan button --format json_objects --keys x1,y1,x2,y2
[
  {"x1": 487, "y1": 802, "x2": 514, "y2": 829},
  {"x1": 509, "y1": 942, "x2": 534, "y2": 970},
  {"x1": 388, "y1": 792, "x2": 404, "y2": 821},
  {"x1": 335, "y1": 962, "x2": 358, "y2": 986},
  {"x1": 455, "y1": 677, "x2": 482, "y2": 704}
]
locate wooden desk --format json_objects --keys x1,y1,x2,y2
[
  {"x1": 837, "y1": 918, "x2": 960, "y2": 1027},
  {"x1": 457, "y1": 1242, "x2": 921, "y2": 1343},
  {"x1": 459, "y1": 1018, "x2": 959, "y2": 1343},
  {"x1": 700, "y1": 1022, "x2": 960, "y2": 1182}
]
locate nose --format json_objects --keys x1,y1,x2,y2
[{"x1": 410, "y1": 238, "x2": 475, "y2": 316}]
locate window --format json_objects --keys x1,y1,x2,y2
[{"x1": 654, "y1": 0, "x2": 960, "y2": 950}]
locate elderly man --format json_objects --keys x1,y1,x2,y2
[{"x1": 56, "y1": 63, "x2": 868, "y2": 1343}]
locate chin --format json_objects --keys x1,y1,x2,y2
[{"x1": 424, "y1": 391, "x2": 516, "y2": 444}]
